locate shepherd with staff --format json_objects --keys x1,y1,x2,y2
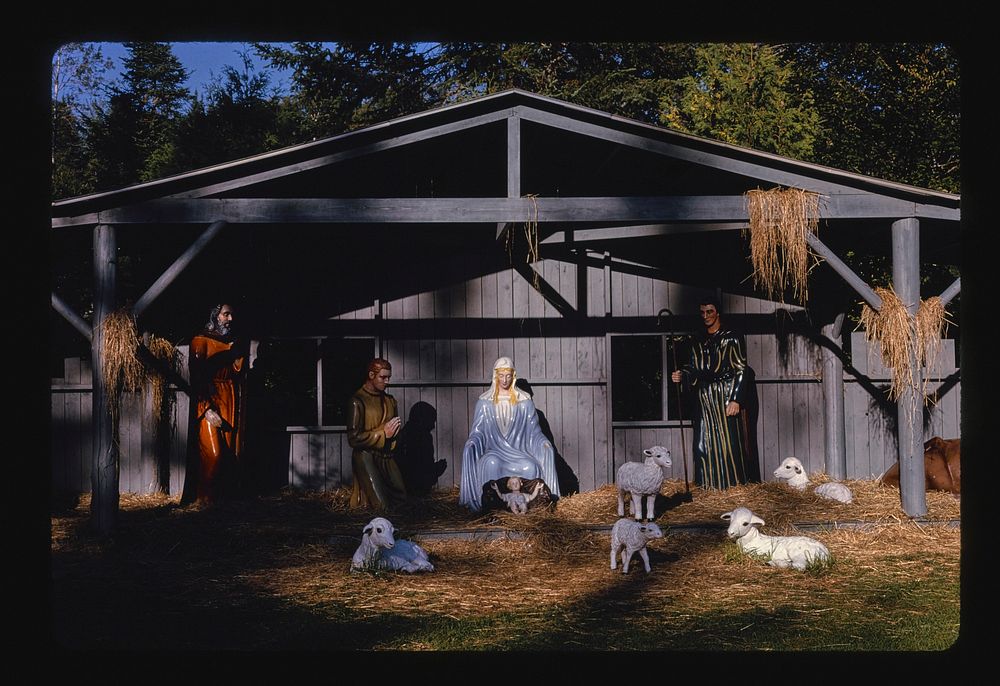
[{"x1": 669, "y1": 298, "x2": 761, "y2": 489}]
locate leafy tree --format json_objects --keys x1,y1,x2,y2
[
  {"x1": 51, "y1": 43, "x2": 114, "y2": 199},
  {"x1": 783, "y1": 43, "x2": 960, "y2": 193},
  {"x1": 51, "y1": 43, "x2": 114, "y2": 115},
  {"x1": 661, "y1": 43, "x2": 820, "y2": 159}
]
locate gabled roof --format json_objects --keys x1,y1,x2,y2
[{"x1": 53, "y1": 89, "x2": 959, "y2": 216}]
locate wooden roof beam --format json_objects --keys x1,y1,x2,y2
[
  {"x1": 51, "y1": 292, "x2": 92, "y2": 342},
  {"x1": 132, "y1": 221, "x2": 227, "y2": 318},
  {"x1": 52, "y1": 194, "x2": 960, "y2": 228}
]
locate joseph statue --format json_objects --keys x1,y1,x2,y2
[{"x1": 347, "y1": 358, "x2": 407, "y2": 510}]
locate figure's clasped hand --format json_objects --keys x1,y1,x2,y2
[
  {"x1": 725, "y1": 401, "x2": 741, "y2": 417},
  {"x1": 384, "y1": 416, "x2": 402, "y2": 438},
  {"x1": 671, "y1": 370, "x2": 683, "y2": 383},
  {"x1": 205, "y1": 409, "x2": 223, "y2": 427}
]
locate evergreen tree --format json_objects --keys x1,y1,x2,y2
[
  {"x1": 433, "y1": 42, "x2": 696, "y2": 125},
  {"x1": 52, "y1": 99, "x2": 92, "y2": 199},
  {"x1": 254, "y1": 42, "x2": 435, "y2": 140},
  {"x1": 169, "y1": 50, "x2": 289, "y2": 174},
  {"x1": 661, "y1": 43, "x2": 820, "y2": 159},
  {"x1": 84, "y1": 42, "x2": 191, "y2": 190}
]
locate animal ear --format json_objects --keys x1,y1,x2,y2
[
  {"x1": 751, "y1": 515, "x2": 765, "y2": 526},
  {"x1": 363, "y1": 526, "x2": 372, "y2": 536},
  {"x1": 721, "y1": 512, "x2": 733, "y2": 521},
  {"x1": 794, "y1": 466, "x2": 802, "y2": 474}
]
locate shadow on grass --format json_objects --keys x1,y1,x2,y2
[{"x1": 49, "y1": 492, "x2": 960, "y2": 653}]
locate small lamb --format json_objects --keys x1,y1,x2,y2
[
  {"x1": 616, "y1": 446, "x2": 672, "y2": 521},
  {"x1": 721, "y1": 506, "x2": 831, "y2": 571},
  {"x1": 773, "y1": 456, "x2": 853, "y2": 504},
  {"x1": 491, "y1": 476, "x2": 543, "y2": 514},
  {"x1": 350, "y1": 517, "x2": 435, "y2": 573},
  {"x1": 610, "y1": 518, "x2": 664, "y2": 574}
]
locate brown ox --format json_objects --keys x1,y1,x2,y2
[{"x1": 879, "y1": 437, "x2": 960, "y2": 496}]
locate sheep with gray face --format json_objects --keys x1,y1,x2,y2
[
  {"x1": 773, "y1": 456, "x2": 853, "y2": 504},
  {"x1": 616, "y1": 446, "x2": 672, "y2": 521},
  {"x1": 721, "y1": 506, "x2": 831, "y2": 571},
  {"x1": 610, "y1": 518, "x2": 664, "y2": 574},
  {"x1": 350, "y1": 517, "x2": 435, "y2": 573}
]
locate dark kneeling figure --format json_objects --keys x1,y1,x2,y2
[{"x1": 481, "y1": 476, "x2": 554, "y2": 514}]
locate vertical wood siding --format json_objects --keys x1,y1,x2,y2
[{"x1": 50, "y1": 264, "x2": 961, "y2": 495}]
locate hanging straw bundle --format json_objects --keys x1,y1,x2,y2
[
  {"x1": 858, "y1": 287, "x2": 916, "y2": 405},
  {"x1": 506, "y1": 194, "x2": 542, "y2": 290},
  {"x1": 915, "y1": 296, "x2": 952, "y2": 383},
  {"x1": 860, "y1": 289, "x2": 955, "y2": 410},
  {"x1": 146, "y1": 335, "x2": 180, "y2": 423},
  {"x1": 100, "y1": 309, "x2": 146, "y2": 406},
  {"x1": 744, "y1": 188, "x2": 821, "y2": 305}
]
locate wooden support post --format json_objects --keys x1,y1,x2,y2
[
  {"x1": 820, "y1": 313, "x2": 847, "y2": 480},
  {"x1": 892, "y1": 217, "x2": 926, "y2": 518},
  {"x1": 507, "y1": 114, "x2": 521, "y2": 200},
  {"x1": 603, "y1": 251, "x2": 612, "y2": 317},
  {"x1": 806, "y1": 233, "x2": 883, "y2": 310},
  {"x1": 51, "y1": 292, "x2": 92, "y2": 341},
  {"x1": 133, "y1": 220, "x2": 227, "y2": 318},
  {"x1": 91, "y1": 224, "x2": 119, "y2": 535},
  {"x1": 938, "y1": 277, "x2": 961, "y2": 306}
]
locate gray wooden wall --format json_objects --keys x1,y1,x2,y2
[{"x1": 50, "y1": 260, "x2": 961, "y2": 495}]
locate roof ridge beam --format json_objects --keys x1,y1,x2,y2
[{"x1": 52, "y1": 195, "x2": 959, "y2": 228}]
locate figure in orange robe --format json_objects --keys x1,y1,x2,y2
[{"x1": 181, "y1": 303, "x2": 248, "y2": 505}]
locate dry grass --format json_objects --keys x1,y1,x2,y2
[
  {"x1": 916, "y1": 296, "x2": 954, "y2": 395},
  {"x1": 145, "y1": 335, "x2": 181, "y2": 423},
  {"x1": 860, "y1": 289, "x2": 955, "y2": 422},
  {"x1": 745, "y1": 187, "x2": 821, "y2": 305},
  {"x1": 50, "y1": 479, "x2": 961, "y2": 651},
  {"x1": 99, "y1": 308, "x2": 145, "y2": 401}
]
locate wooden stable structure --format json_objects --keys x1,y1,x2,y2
[{"x1": 50, "y1": 90, "x2": 961, "y2": 532}]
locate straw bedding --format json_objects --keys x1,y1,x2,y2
[{"x1": 51, "y1": 477, "x2": 959, "y2": 633}]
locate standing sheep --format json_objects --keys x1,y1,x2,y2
[
  {"x1": 773, "y1": 456, "x2": 853, "y2": 504},
  {"x1": 350, "y1": 517, "x2": 435, "y2": 573},
  {"x1": 721, "y1": 506, "x2": 831, "y2": 571},
  {"x1": 610, "y1": 518, "x2": 664, "y2": 574},
  {"x1": 616, "y1": 446, "x2": 672, "y2": 521}
]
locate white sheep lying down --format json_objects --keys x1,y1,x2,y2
[
  {"x1": 350, "y1": 517, "x2": 435, "y2": 573},
  {"x1": 721, "y1": 506, "x2": 830, "y2": 571},
  {"x1": 616, "y1": 446, "x2": 672, "y2": 521},
  {"x1": 773, "y1": 456, "x2": 853, "y2": 504},
  {"x1": 610, "y1": 518, "x2": 664, "y2": 574}
]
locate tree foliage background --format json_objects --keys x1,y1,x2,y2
[
  {"x1": 49, "y1": 41, "x2": 961, "y2": 366},
  {"x1": 51, "y1": 41, "x2": 960, "y2": 198}
]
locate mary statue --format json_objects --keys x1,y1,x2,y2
[{"x1": 459, "y1": 357, "x2": 560, "y2": 511}]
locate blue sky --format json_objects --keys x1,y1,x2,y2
[{"x1": 91, "y1": 42, "x2": 297, "y2": 97}]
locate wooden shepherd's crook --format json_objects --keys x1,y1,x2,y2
[{"x1": 657, "y1": 308, "x2": 690, "y2": 494}]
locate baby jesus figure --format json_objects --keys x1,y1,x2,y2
[{"x1": 490, "y1": 476, "x2": 544, "y2": 514}]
